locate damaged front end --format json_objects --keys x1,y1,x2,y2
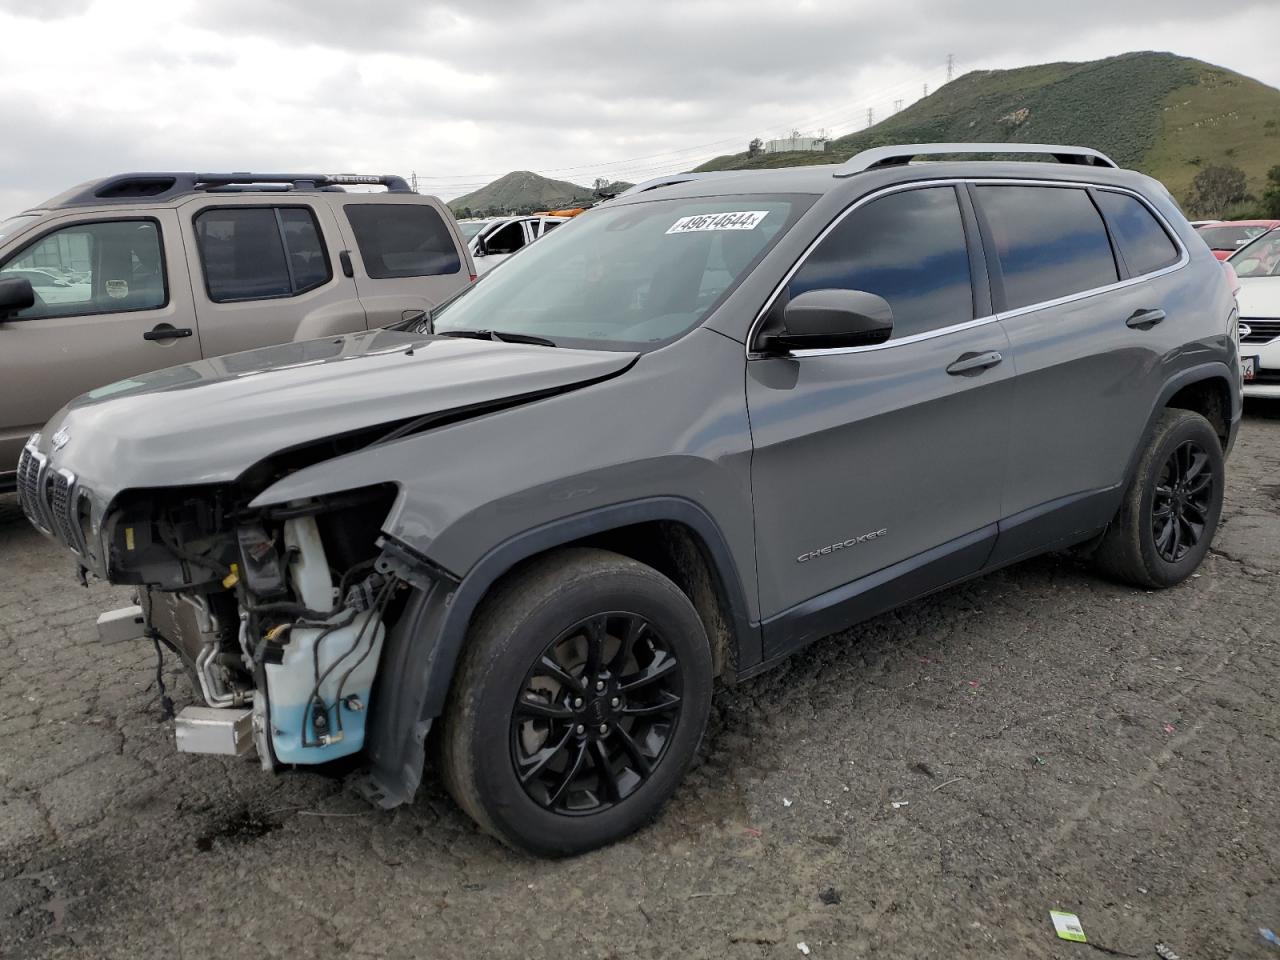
[{"x1": 21, "y1": 450, "x2": 434, "y2": 785}]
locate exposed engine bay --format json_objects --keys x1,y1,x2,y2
[{"x1": 108, "y1": 482, "x2": 407, "y2": 770}]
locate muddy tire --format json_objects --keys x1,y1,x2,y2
[
  {"x1": 438, "y1": 548, "x2": 712, "y2": 856},
  {"x1": 1094, "y1": 409, "x2": 1224, "y2": 589}
]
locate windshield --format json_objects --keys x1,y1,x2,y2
[
  {"x1": 1229, "y1": 229, "x2": 1280, "y2": 278},
  {"x1": 1199, "y1": 223, "x2": 1270, "y2": 252},
  {"x1": 432, "y1": 195, "x2": 805, "y2": 349},
  {"x1": 0, "y1": 214, "x2": 37, "y2": 243},
  {"x1": 458, "y1": 220, "x2": 491, "y2": 240}
]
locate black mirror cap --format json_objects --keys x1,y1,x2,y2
[
  {"x1": 0, "y1": 277, "x2": 35, "y2": 320},
  {"x1": 763, "y1": 288, "x2": 894, "y2": 352}
]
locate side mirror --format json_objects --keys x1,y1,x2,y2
[
  {"x1": 761, "y1": 289, "x2": 893, "y2": 352},
  {"x1": 0, "y1": 276, "x2": 35, "y2": 320},
  {"x1": 473, "y1": 238, "x2": 487, "y2": 257}
]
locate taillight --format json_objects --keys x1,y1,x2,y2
[{"x1": 469, "y1": 274, "x2": 477, "y2": 283}]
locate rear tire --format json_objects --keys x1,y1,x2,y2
[
  {"x1": 438, "y1": 548, "x2": 713, "y2": 856},
  {"x1": 1094, "y1": 409, "x2": 1224, "y2": 589}
]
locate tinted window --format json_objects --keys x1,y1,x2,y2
[
  {"x1": 484, "y1": 220, "x2": 526, "y2": 255},
  {"x1": 0, "y1": 219, "x2": 166, "y2": 319},
  {"x1": 1095, "y1": 191, "x2": 1179, "y2": 276},
  {"x1": 195, "y1": 207, "x2": 330, "y2": 302},
  {"x1": 976, "y1": 186, "x2": 1118, "y2": 311},
  {"x1": 787, "y1": 186, "x2": 973, "y2": 339},
  {"x1": 1229, "y1": 230, "x2": 1280, "y2": 278},
  {"x1": 345, "y1": 204, "x2": 461, "y2": 278}
]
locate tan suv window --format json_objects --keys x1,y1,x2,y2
[
  {"x1": 344, "y1": 203, "x2": 461, "y2": 278},
  {"x1": 0, "y1": 219, "x2": 166, "y2": 319},
  {"x1": 194, "y1": 206, "x2": 331, "y2": 303}
]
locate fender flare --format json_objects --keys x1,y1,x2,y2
[
  {"x1": 359, "y1": 497, "x2": 759, "y2": 808},
  {"x1": 1123, "y1": 361, "x2": 1239, "y2": 488}
]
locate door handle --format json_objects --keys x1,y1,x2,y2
[
  {"x1": 946, "y1": 350, "x2": 1003, "y2": 376},
  {"x1": 339, "y1": 251, "x2": 354, "y2": 278},
  {"x1": 1125, "y1": 308, "x2": 1166, "y2": 329},
  {"x1": 143, "y1": 324, "x2": 192, "y2": 342}
]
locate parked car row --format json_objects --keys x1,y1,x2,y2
[
  {"x1": 1228, "y1": 225, "x2": 1280, "y2": 398},
  {"x1": 464, "y1": 214, "x2": 569, "y2": 274}
]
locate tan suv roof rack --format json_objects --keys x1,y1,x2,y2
[{"x1": 49, "y1": 172, "x2": 414, "y2": 208}]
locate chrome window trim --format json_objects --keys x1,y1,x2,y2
[{"x1": 746, "y1": 178, "x2": 1191, "y2": 359}]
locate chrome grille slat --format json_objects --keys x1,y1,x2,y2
[
  {"x1": 1240, "y1": 318, "x2": 1280, "y2": 345},
  {"x1": 17, "y1": 446, "x2": 51, "y2": 532}
]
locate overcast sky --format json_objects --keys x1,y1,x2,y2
[{"x1": 2, "y1": 0, "x2": 1278, "y2": 217}]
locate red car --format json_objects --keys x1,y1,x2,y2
[{"x1": 1196, "y1": 219, "x2": 1280, "y2": 260}]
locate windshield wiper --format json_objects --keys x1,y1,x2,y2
[{"x1": 436, "y1": 329, "x2": 558, "y2": 347}]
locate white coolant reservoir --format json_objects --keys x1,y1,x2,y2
[{"x1": 264, "y1": 517, "x2": 386, "y2": 765}]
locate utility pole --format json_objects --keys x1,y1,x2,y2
[
  {"x1": 894, "y1": 99, "x2": 904, "y2": 114},
  {"x1": 946, "y1": 54, "x2": 955, "y2": 82},
  {"x1": 866, "y1": 107, "x2": 874, "y2": 128}
]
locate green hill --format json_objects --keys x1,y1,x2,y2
[
  {"x1": 447, "y1": 171, "x2": 631, "y2": 216},
  {"x1": 695, "y1": 52, "x2": 1280, "y2": 208}
]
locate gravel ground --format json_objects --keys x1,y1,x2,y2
[{"x1": 1, "y1": 402, "x2": 1278, "y2": 960}]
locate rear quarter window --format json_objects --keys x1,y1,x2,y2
[
  {"x1": 1094, "y1": 191, "x2": 1180, "y2": 276},
  {"x1": 344, "y1": 204, "x2": 461, "y2": 279},
  {"x1": 976, "y1": 185, "x2": 1119, "y2": 311}
]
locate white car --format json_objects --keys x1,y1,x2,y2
[
  {"x1": 1230, "y1": 228, "x2": 1280, "y2": 398},
  {"x1": 470, "y1": 215, "x2": 568, "y2": 274}
]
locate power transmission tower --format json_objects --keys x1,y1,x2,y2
[
  {"x1": 946, "y1": 54, "x2": 955, "y2": 82},
  {"x1": 923, "y1": 82, "x2": 929, "y2": 97},
  {"x1": 866, "y1": 107, "x2": 874, "y2": 128},
  {"x1": 410, "y1": 170, "x2": 419, "y2": 193},
  {"x1": 894, "y1": 99, "x2": 904, "y2": 113}
]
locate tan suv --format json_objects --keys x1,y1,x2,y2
[{"x1": 0, "y1": 172, "x2": 474, "y2": 488}]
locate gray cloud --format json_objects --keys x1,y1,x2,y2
[{"x1": 1, "y1": 0, "x2": 1278, "y2": 215}]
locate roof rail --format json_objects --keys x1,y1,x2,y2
[
  {"x1": 48, "y1": 172, "x2": 414, "y2": 208},
  {"x1": 834, "y1": 143, "x2": 1118, "y2": 178}
]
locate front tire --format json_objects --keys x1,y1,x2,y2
[
  {"x1": 438, "y1": 548, "x2": 713, "y2": 856},
  {"x1": 1094, "y1": 408, "x2": 1224, "y2": 588}
]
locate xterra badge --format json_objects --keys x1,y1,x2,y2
[{"x1": 796, "y1": 528, "x2": 887, "y2": 563}]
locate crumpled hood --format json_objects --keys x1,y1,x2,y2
[{"x1": 37, "y1": 329, "x2": 636, "y2": 494}]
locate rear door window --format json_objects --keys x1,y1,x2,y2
[
  {"x1": 344, "y1": 204, "x2": 461, "y2": 278},
  {"x1": 194, "y1": 207, "x2": 331, "y2": 302},
  {"x1": 1094, "y1": 191, "x2": 1180, "y2": 276},
  {"x1": 975, "y1": 185, "x2": 1119, "y2": 311},
  {"x1": 0, "y1": 219, "x2": 166, "y2": 318},
  {"x1": 787, "y1": 185, "x2": 974, "y2": 340}
]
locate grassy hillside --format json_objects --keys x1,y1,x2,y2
[
  {"x1": 447, "y1": 171, "x2": 631, "y2": 216},
  {"x1": 696, "y1": 52, "x2": 1280, "y2": 205}
]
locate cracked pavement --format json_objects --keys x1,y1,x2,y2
[{"x1": 2, "y1": 402, "x2": 1278, "y2": 959}]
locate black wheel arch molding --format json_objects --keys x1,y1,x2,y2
[{"x1": 357, "y1": 496, "x2": 759, "y2": 809}]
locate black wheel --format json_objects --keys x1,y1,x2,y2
[
  {"x1": 1094, "y1": 408, "x2": 1225, "y2": 588},
  {"x1": 438, "y1": 548, "x2": 713, "y2": 856}
]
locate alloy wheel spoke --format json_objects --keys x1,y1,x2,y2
[
  {"x1": 1155, "y1": 516, "x2": 1175, "y2": 552},
  {"x1": 537, "y1": 654, "x2": 585, "y2": 695},
  {"x1": 582, "y1": 616, "x2": 607, "y2": 678},
  {"x1": 546, "y1": 743, "x2": 589, "y2": 807},
  {"x1": 516, "y1": 694, "x2": 574, "y2": 721},
  {"x1": 1170, "y1": 512, "x2": 1183, "y2": 557},
  {"x1": 517, "y1": 726, "x2": 576, "y2": 784},
  {"x1": 1184, "y1": 450, "x2": 1208, "y2": 481},
  {"x1": 619, "y1": 653, "x2": 678, "y2": 693},
  {"x1": 609, "y1": 617, "x2": 647, "y2": 673},
  {"x1": 589, "y1": 740, "x2": 621, "y2": 802},
  {"x1": 621, "y1": 692, "x2": 682, "y2": 717},
  {"x1": 1185, "y1": 471, "x2": 1212, "y2": 495},
  {"x1": 612, "y1": 724, "x2": 653, "y2": 776}
]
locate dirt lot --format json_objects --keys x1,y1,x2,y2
[{"x1": 1, "y1": 403, "x2": 1278, "y2": 960}]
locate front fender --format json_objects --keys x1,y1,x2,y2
[{"x1": 358, "y1": 497, "x2": 760, "y2": 808}]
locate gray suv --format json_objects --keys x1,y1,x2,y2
[{"x1": 13, "y1": 144, "x2": 1242, "y2": 856}]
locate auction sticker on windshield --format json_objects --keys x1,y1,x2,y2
[{"x1": 666, "y1": 211, "x2": 769, "y2": 234}]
